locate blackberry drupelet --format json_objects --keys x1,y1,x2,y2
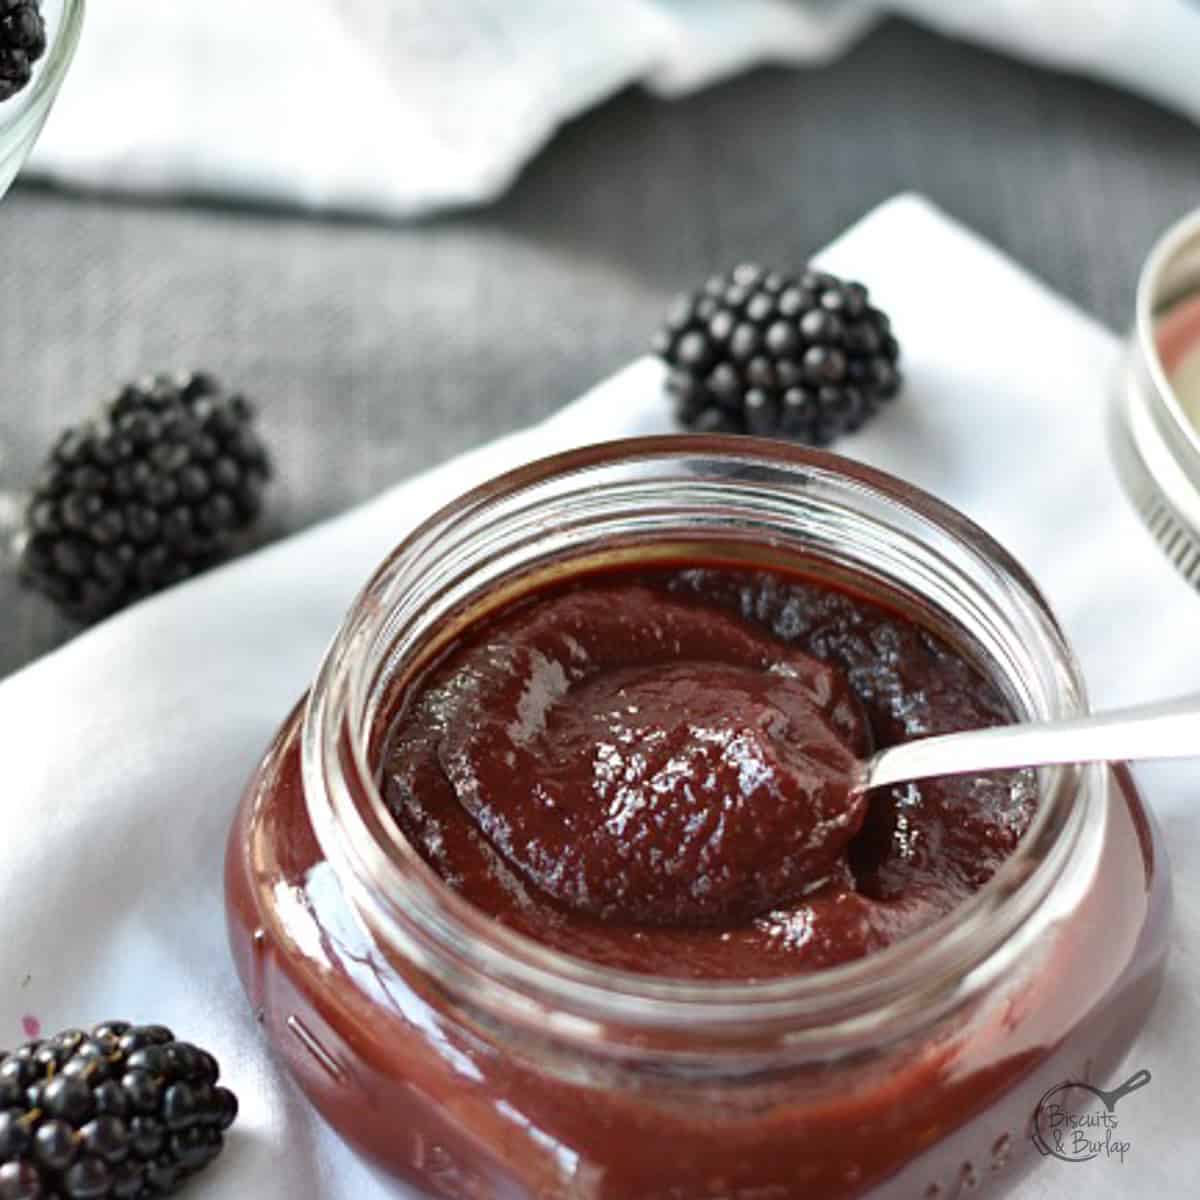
[
  {"x1": 0, "y1": 1021, "x2": 238, "y2": 1198},
  {"x1": 0, "y1": 0, "x2": 45, "y2": 102},
  {"x1": 18, "y1": 371, "x2": 272, "y2": 622},
  {"x1": 652, "y1": 262, "x2": 901, "y2": 444}
]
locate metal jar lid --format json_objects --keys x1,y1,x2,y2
[{"x1": 1111, "y1": 207, "x2": 1200, "y2": 588}]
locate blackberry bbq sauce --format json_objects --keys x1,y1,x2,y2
[
  {"x1": 383, "y1": 567, "x2": 1034, "y2": 980},
  {"x1": 226, "y1": 439, "x2": 1169, "y2": 1200}
]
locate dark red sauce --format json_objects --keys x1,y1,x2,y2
[
  {"x1": 381, "y1": 567, "x2": 1036, "y2": 978},
  {"x1": 226, "y1": 557, "x2": 1169, "y2": 1200}
]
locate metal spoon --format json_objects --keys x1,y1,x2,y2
[{"x1": 858, "y1": 693, "x2": 1200, "y2": 793}]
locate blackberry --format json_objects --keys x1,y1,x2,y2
[
  {"x1": 0, "y1": 1021, "x2": 237, "y2": 1198},
  {"x1": 18, "y1": 371, "x2": 272, "y2": 622},
  {"x1": 0, "y1": 0, "x2": 45, "y2": 102},
  {"x1": 652, "y1": 262, "x2": 901, "y2": 444}
]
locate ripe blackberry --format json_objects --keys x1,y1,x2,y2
[
  {"x1": 0, "y1": 0, "x2": 46, "y2": 102},
  {"x1": 652, "y1": 262, "x2": 901, "y2": 444},
  {"x1": 0, "y1": 1021, "x2": 237, "y2": 1198},
  {"x1": 18, "y1": 371, "x2": 272, "y2": 622}
]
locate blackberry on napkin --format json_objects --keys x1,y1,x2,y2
[
  {"x1": 18, "y1": 371, "x2": 272, "y2": 623},
  {"x1": 654, "y1": 263, "x2": 900, "y2": 443},
  {"x1": 0, "y1": 1021, "x2": 238, "y2": 1198}
]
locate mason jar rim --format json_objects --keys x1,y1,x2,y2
[
  {"x1": 301, "y1": 435, "x2": 1092, "y2": 1051},
  {"x1": 1135, "y1": 205, "x2": 1200, "y2": 448},
  {"x1": 1110, "y1": 205, "x2": 1200, "y2": 590}
]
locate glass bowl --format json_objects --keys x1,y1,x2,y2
[{"x1": 0, "y1": 0, "x2": 84, "y2": 199}]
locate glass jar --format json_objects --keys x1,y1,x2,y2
[
  {"x1": 0, "y1": 0, "x2": 85, "y2": 200},
  {"x1": 225, "y1": 437, "x2": 1169, "y2": 1200}
]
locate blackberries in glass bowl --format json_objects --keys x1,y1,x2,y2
[{"x1": 0, "y1": 0, "x2": 46, "y2": 103}]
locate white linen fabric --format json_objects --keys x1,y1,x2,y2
[
  {"x1": 26, "y1": 0, "x2": 1200, "y2": 219},
  {"x1": 0, "y1": 196, "x2": 1196, "y2": 1197}
]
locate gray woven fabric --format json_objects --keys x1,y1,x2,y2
[{"x1": 3, "y1": 18, "x2": 1199, "y2": 677}]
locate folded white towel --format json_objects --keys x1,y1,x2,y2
[
  {"x1": 25, "y1": 0, "x2": 1200, "y2": 219},
  {"x1": 1, "y1": 196, "x2": 1195, "y2": 1196}
]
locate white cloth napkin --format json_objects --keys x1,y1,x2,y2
[
  {"x1": 26, "y1": 0, "x2": 1200, "y2": 219},
  {"x1": 1, "y1": 195, "x2": 1196, "y2": 1198}
]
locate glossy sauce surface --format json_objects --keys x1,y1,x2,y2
[{"x1": 382, "y1": 567, "x2": 1037, "y2": 978}]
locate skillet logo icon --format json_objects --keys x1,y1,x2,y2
[{"x1": 1031, "y1": 1070, "x2": 1151, "y2": 1164}]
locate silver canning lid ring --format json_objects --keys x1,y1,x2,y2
[{"x1": 1111, "y1": 207, "x2": 1200, "y2": 588}]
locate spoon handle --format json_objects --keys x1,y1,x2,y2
[{"x1": 861, "y1": 692, "x2": 1200, "y2": 793}]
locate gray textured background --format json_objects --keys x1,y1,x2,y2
[{"x1": 3, "y1": 18, "x2": 1199, "y2": 678}]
